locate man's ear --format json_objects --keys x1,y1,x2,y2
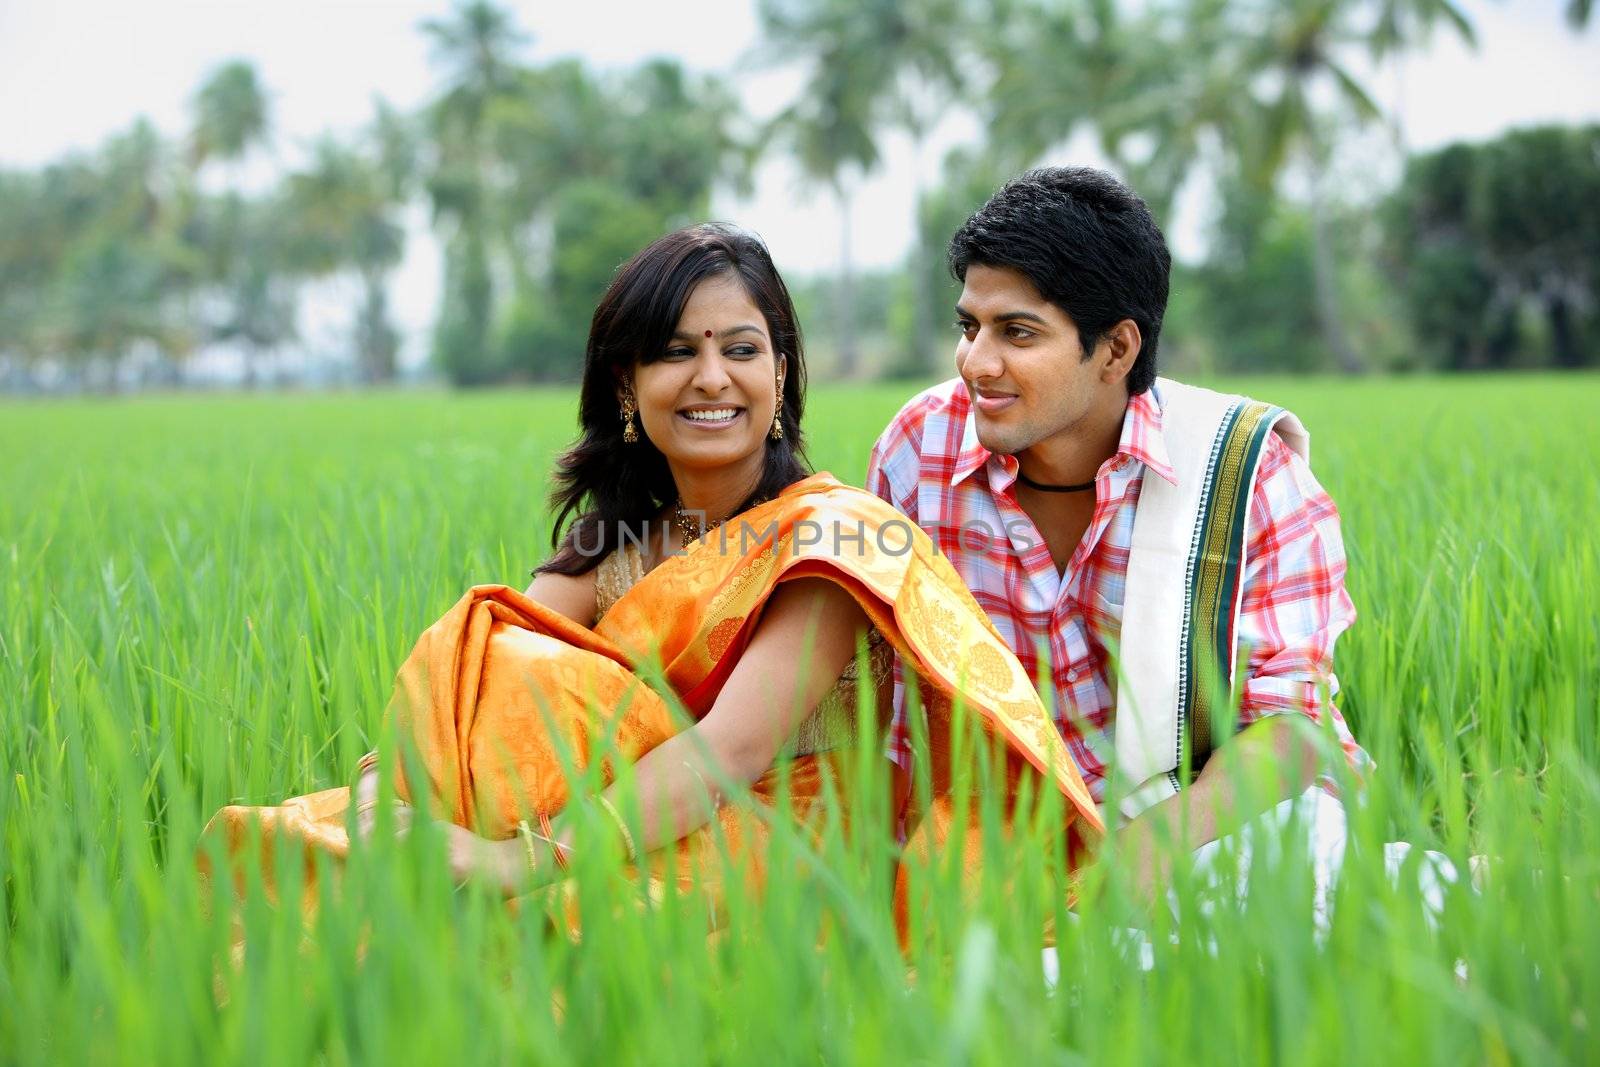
[{"x1": 1098, "y1": 320, "x2": 1143, "y2": 386}]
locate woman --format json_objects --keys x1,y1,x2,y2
[{"x1": 202, "y1": 224, "x2": 1102, "y2": 932}]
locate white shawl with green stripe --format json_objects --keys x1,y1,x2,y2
[{"x1": 1113, "y1": 378, "x2": 1310, "y2": 823}]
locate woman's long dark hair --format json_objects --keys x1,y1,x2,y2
[{"x1": 537, "y1": 223, "x2": 810, "y2": 576}]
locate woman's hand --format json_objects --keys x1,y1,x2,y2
[
  {"x1": 354, "y1": 768, "x2": 558, "y2": 896},
  {"x1": 436, "y1": 821, "x2": 531, "y2": 897},
  {"x1": 353, "y1": 767, "x2": 415, "y2": 840}
]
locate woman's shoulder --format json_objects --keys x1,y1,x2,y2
[{"x1": 524, "y1": 563, "x2": 601, "y2": 629}]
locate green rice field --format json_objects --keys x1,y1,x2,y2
[{"x1": 2, "y1": 374, "x2": 1597, "y2": 1064}]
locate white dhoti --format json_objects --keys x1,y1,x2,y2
[{"x1": 1044, "y1": 788, "x2": 1470, "y2": 981}]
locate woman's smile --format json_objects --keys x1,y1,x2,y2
[{"x1": 678, "y1": 404, "x2": 745, "y2": 429}]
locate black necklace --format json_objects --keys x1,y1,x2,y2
[{"x1": 1015, "y1": 469, "x2": 1096, "y2": 493}]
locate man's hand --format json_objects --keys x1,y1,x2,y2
[
  {"x1": 1112, "y1": 814, "x2": 1179, "y2": 916},
  {"x1": 1097, "y1": 716, "x2": 1325, "y2": 915}
]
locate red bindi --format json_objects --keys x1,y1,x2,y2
[{"x1": 704, "y1": 330, "x2": 713, "y2": 338}]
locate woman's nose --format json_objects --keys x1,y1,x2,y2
[{"x1": 690, "y1": 349, "x2": 733, "y2": 394}]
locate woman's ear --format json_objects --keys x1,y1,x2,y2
[{"x1": 776, "y1": 353, "x2": 787, "y2": 388}]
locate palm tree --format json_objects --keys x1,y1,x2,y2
[
  {"x1": 850, "y1": 0, "x2": 968, "y2": 371},
  {"x1": 767, "y1": 64, "x2": 880, "y2": 378},
  {"x1": 981, "y1": 0, "x2": 1481, "y2": 375},
  {"x1": 190, "y1": 60, "x2": 270, "y2": 179},
  {"x1": 488, "y1": 59, "x2": 622, "y2": 298},
  {"x1": 282, "y1": 137, "x2": 407, "y2": 383},
  {"x1": 1225, "y1": 0, "x2": 1389, "y2": 374},
  {"x1": 207, "y1": 255, "x2": 298, "y2": 388},
  {"x1": 756, "y1": 0, "x2": 892, "y2": 377},
  {"x1": 984, "y1": 0, "x2": 1140, "y2": 169},
  {"x1": 55, "y1": 238, "x2": 170, "y2": 392},
  {"x1": 980, "y1": 0, "x2": 1256, "y2": 231},
  {"x1": 190, "y1": 60, "x2": 274, "y2": 384},
  {"x1": 1368, "y1": 0, "x2": 1476, "y2": 150},
  {"x1": 420, "y1": 0, "x2": 526, "y2": 112},
  {"x1": 419, "y1": 0, "x2": 530, "y2": 383}
]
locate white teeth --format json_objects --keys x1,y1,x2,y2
[{"x1": 684, "y1": 408, "x2": 738, "y2": 422}]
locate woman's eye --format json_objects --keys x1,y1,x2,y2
[
  {"x1": 726, "y1": 345, "x2": 758, "y2": 358},
  {"x1": 664, "y1": 347, "x2": 694, "y2": 360}
]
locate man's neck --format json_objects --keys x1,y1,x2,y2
[{"x1": 1017, "y1": 391, "x2": 1129, "y2": 487}]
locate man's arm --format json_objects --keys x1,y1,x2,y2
[
  {"x1": 1113, "y1": 715, "x2": 1322, "y2": 908},
  {"x1": 1112, "y1": 434, "x2": 1361, "y2": 905}
]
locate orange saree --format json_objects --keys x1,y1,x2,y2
[{"x1": 200, "y1": 473, "x2": 1103, "y2": 935}]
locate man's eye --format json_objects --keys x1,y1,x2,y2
[
  {"x1": 954, "y1": 321, "x2": 977, "y2": 338},
  {"x1": 1006, "y1": 325, "x2": 1034, "y2": 340}
]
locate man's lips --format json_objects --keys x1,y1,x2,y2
[{"x1": 973, "y1": 391, "x2": 1018, "y2": 414}]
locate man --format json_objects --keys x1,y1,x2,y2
[{"x1": 867, "y1": 166, "x2": 1368, "y2": 905}]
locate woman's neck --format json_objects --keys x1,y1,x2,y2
[{"x1": 669, "y1": 454, "x2": 765, "y2": 524}]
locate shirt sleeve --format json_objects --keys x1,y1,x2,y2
[
  {"x1": 866, "y1": 408, "x2": 921, "y2": 524},
  {"x1": 1234, "y1": 433, "x2": 1369, "y2": 776}
]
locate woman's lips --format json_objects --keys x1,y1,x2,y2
[{"x1": 677, "y1": 408, "x2": 744, "y2": 429}]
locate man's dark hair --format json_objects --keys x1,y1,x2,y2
[{"x1": 948, "y1": 166, "x2": 1170, "y2": 395}]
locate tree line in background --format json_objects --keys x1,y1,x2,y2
[{"x1": 0, "y1": 0, "x2": 1595, "y2": 392}]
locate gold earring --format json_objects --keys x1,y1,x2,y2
[
  {"x1": 621, "y1": 393, "x2": 639, "y2": 444},
  {"x1": 770, "y1": 381, "x2": 784, "y2": 441}
]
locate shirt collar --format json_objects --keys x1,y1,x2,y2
[{"x1": 949, "y1": 384, "x2": 1178, "y2": 488}]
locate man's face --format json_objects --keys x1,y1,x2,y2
[{"x1": 954, "y1": 264, "x2": 1111, "y2": 456}]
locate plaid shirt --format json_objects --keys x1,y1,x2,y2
[{"x1": 867, "y1": 378, "x2": 1367, "y2": 803}]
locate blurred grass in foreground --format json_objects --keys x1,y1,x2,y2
[{"x1": 1, "y1": 375, "x2": 1597, "y2": 1063}]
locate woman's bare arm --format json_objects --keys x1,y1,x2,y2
[
  {"x1": 565, "y1": 575, "x2": 868, "y2": 855},
  {"x1": 523, "y1": 569, "x2": 599, "y2": 629},
  {"x1": 368, "y1": 574, "x2": 872, "y2": 893}
]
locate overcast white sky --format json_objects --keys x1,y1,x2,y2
[{"x1": 1, "y1": 0, "x2": 1595, "y2": 367}]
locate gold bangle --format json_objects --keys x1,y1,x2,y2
[
  {"x1": 536, "y1": 813, "x2": 573, "y2": 872},
  {"x1": 515, "y1": 819, "x2": 540, "y2": 874},
  {"x1": 353, "y1": 750, "x2": 380, "y2": 785},
  {"x1": 595, "y1": 794, "x2": 637, "y2": 862}
]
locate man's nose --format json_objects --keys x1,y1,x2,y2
[{"x1": 958, "y1": 329, "x2": 1003, "y2": 380}]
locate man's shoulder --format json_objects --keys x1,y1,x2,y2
[
  {"x1": 1154, "y1": 376, "x2": 1300, "y2": 422},
  {"x1": 1153, "y1": 376, "x2": 1311, "y2": 466},
  {"x1": 1150, "y1": 375, "x2": 1250, "y2": 415}
]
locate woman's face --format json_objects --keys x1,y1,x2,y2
[{"x1": 628, "y1": 272, "x2": 785, "y2": 483}]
